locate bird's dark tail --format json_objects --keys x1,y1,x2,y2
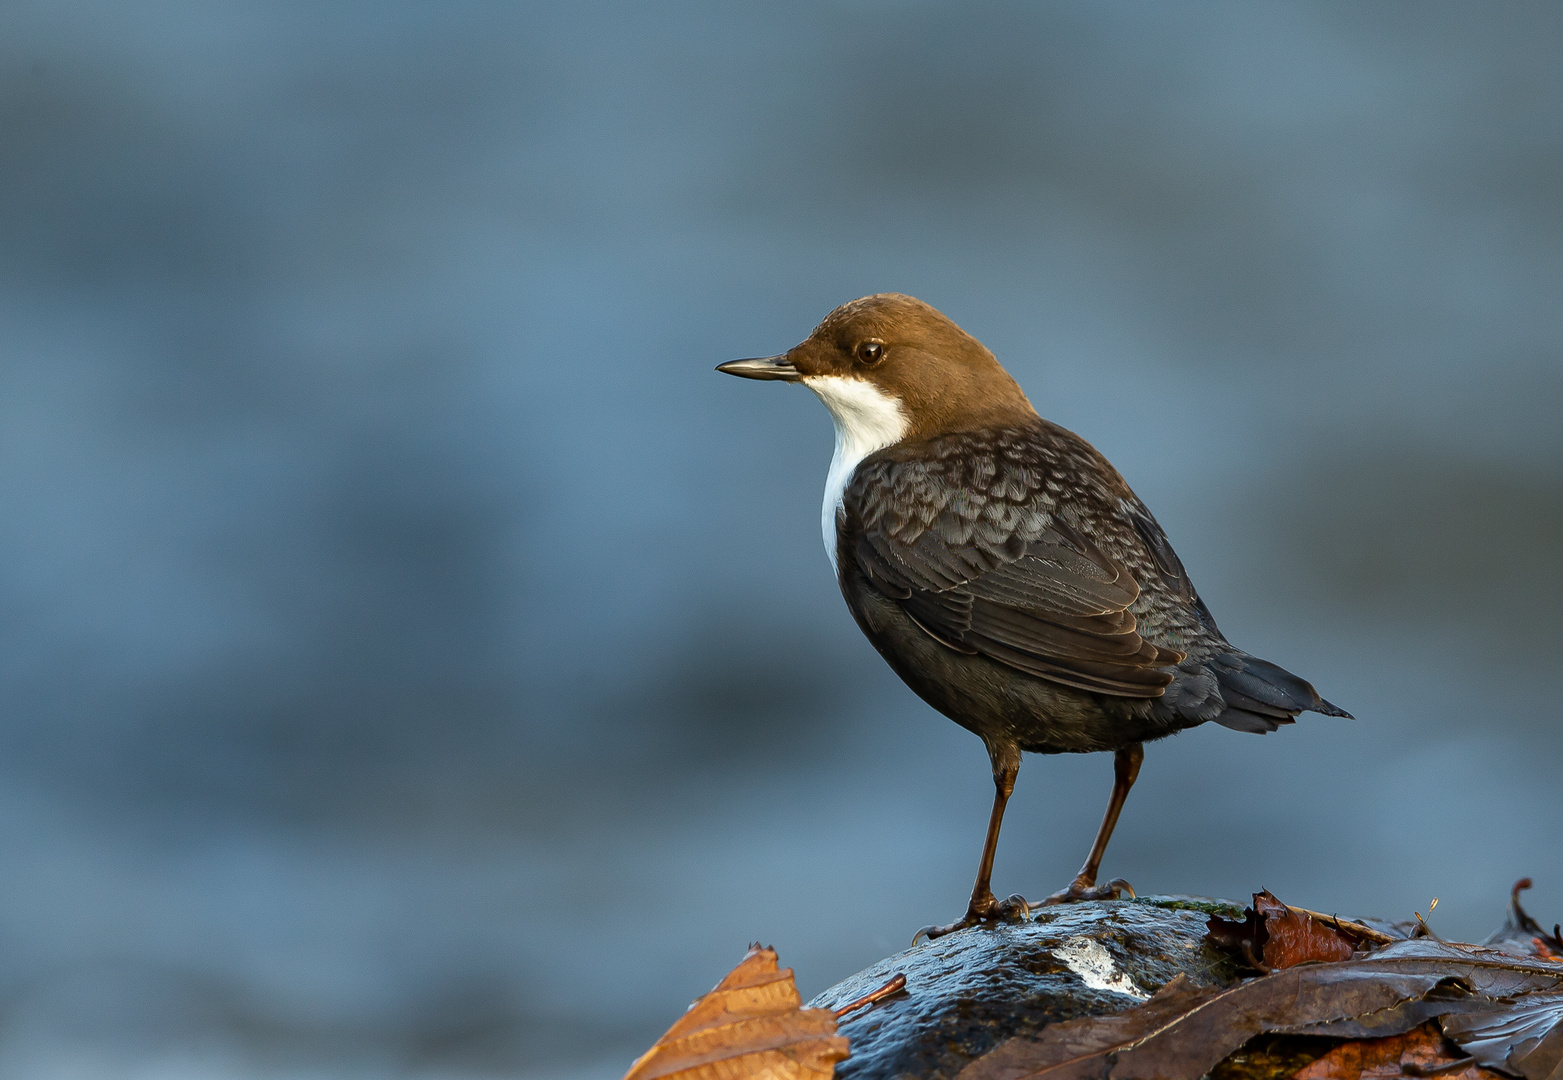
[{"x1": 1209, "y1": 651, "x2": 1352, "y2": 734}]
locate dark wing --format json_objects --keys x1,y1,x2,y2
[{"x1": 847, "y1": 443, "x2": 1186, "y2": 699}]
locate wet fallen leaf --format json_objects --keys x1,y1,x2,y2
[
  {"x1": 957, "y1": 943, "x2": 1563, "y2": 1080},
  {"x1": 1279, "y1": 975, "x2": 1483, "y2": 1040},
  {"x1": 1367, "y1": 941, "x2": 1563, "y2": 996},
  {"x1": 623, "y1": 944, "x2": 850, "y2": 1080},
  {"x1": 959, "y1": 969, "x2": 1446, "y2": 1080},
  {"x1": 1442, "y1": 992, "x2": 1563, "y2": 1080},
  {"x1": 955, "y1": 974, "x2": 1218, "y2": 1080},
  {"x1": 1207, "y1": 891, "x2": 1372, "y2": 970},
  {"x1": 1484, "y1": 881, "x2": 1563, "y2": 963},
  {"x1": 1292, "y1": 1021, "x2": 1503, "y2": 1080}
]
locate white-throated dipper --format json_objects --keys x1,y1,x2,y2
[{"x1": 718, "y1": 294, "x2": 1350, "y2": 942}]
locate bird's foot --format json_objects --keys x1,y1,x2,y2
[
  {"x1": 912, "y1": 893, "x2": 1030, "y2": 944},
  {"x1": 1038, "y1": 875, "x2": 1136, "y2": 907}
]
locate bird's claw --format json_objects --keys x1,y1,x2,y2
[
  {"x1": 912, "y1": 893, "x2": 1031, "y2": 944},
  {"x1": 1037, "y1": 876, "x2": 1136, "y2": 907}
]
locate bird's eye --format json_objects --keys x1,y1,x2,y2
[{"x1": 857, "y1": 340, "x2": 885, "y2": 365}]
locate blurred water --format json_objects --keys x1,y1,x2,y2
[{"x1": 0, "y1": 2, "x2": 1559, "y2": 1077}]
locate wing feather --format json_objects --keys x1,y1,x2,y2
[{"x1": 846, "y1": 432, "x2": 1189, "y2": 699}]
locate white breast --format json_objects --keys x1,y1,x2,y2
[{"x1": 802, "y1": 375, "x2": 909, "y2": 571}]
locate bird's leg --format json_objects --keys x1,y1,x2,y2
[
  {"x1": 1041, "y1": 742, "x2": 1144, "y2": 905},
  {"x1": 914, "y1": 748, "x2": 1030, "y2": 943}
]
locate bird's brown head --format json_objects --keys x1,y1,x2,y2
[{"x1": 718, "y1": 294, "x2": 1037, "y2": 445}]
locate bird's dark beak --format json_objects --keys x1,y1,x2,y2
[{"x1": 716, "y1": 355, "x2": 800, "y2": 382}]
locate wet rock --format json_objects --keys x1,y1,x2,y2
[{"x1": 807, "y1": 897, "x2": 1245, "y2": 1080}]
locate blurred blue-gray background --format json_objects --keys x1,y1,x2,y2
[{"x1": 0, "y1": 3, "x2": 1559, "y2": 1077}]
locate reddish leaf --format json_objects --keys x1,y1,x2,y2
[
  {"x1": 1258, "y1": 893, "x2": 1358, "y2": 968},
  {"x1": 1208, "y1": 891, "x2": 1379, "y2": 970}
]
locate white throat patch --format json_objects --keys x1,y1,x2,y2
[{"x1": 802, "y1": 375, "x2": 909, "y2": 570}]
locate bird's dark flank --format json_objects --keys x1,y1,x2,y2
[{"x1": 718, "y1": 294, "x2": 1348, "y2": 941}]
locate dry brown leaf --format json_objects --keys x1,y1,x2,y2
[
  {"x1": 1292, "y1": 1021, "x2": 1505, "y2": 1080},
  {"x1": 623, "y1": 944, "x2": 850, "y2": 1080}
]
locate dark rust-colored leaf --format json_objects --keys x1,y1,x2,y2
[
  {"x1": 1292, "y1": 1021, "x2": 1505, "y2": 1080},
  {"x1": 623, "y1": 944, "x2": 850, "y2": 1080},
  {"x1": 1259, "y1": 894, "x2": 1359, "y2": 968},
  {"x1": 1442, "y1": 992, "x2": 1563, "y2": 1080},
  {"x1": 958, "y1": 943, "x2": 1563, "y2": 1080},
  {"x1": 1208, "y1": 891, "x2": 1375, "y2": 970}
]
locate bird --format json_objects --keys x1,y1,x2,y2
[{"x1": 717, "y1": 293, "x2": 1349, "y2": 942}]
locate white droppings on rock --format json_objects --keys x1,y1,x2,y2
[{"x1": 1054, "y1": 936, "x2": 1150, "y2": 1000}]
